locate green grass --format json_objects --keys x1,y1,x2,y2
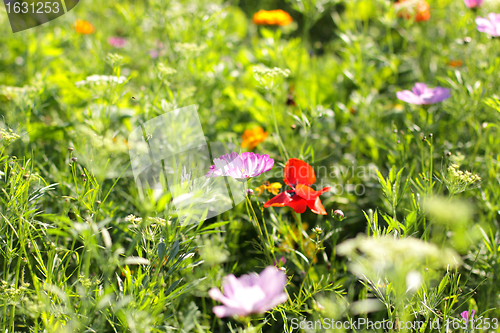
[{"x1": 1, "y1": 0, "x2": 500, "y2": 332}]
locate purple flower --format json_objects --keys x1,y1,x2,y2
[
  {"x1": 464, "y1": 0, "x2": 483, "y2": 8},
  {"x1": 396, "y1": 83, "x2": 451, "y2": 105},
  {"x1": 476, "y1": 13, "x2": 500, "y2": 36},
  {"x1": 208, "y1": 266, "x2": 288, "y2": 318},
  {"x1": 108, "y1": 37, "x2": 127, "y2": 48},
  {"x1": 460, "y1": 310, "x2": 475, "y2": 323},
  {"x1": 206, "y1": 152, "x2": 274, "y2": 179}
]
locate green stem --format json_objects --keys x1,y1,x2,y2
[
  {"x1": 245, "y1": 192, "x2": 273, "y2": 263},
  {"x1": 297, "y1": 234, "x2": 322, "y2": 301},
  {"x1": 271, "y1": 92, "x2": 289, "y2": 161}
]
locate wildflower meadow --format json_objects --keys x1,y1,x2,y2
[{"x1": 1, "y1": 0, "x2": 500, "y2": 332}]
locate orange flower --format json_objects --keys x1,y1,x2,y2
[
  {"x1": 241, "y1": 127, "x2": 268, "y2": 150},
  {"x1": 395, "y1": 0, "x2": 430, "y2": 22},
  {"x1": 447, "y1": 60, "x2": 463, "y2": 68},
  {"x1": 252, "y1": 9, "x2": 293, "y2": 26},
  {"x1": 74, "y1": 19, "x2": 95, "y2": 34}
]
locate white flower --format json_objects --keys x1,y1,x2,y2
[{"x1": 75, "y1": 75, "x2": 127, "y2": 87}]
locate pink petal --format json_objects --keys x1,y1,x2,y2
[
  {"x1": 212, "y1": 305, "x2": 244, "y2": 318},
  {"x1": 258, "y1": 266, "x2": 287, "y2": 298},
  {"x1": 397, "y1": 90, "x2": 423, "y2": 105}
]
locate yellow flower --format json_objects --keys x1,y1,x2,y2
[
  {"x1": 252, "y1": 9, "x2": 293, "y2": 26},
  {"x1": 255, "y1": 181, "x2": 282, "y2": 196},
  {"x1": 74, "y1": 19, "x2": 95, "y2": 35},
  {"x1": 241, "y1": 127, "x2": 268, "y2": 150}
]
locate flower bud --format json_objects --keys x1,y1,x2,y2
[
  {"x1": 333, "y1": 209, "x2": 345, "y2": 220},
  {"x1": 72, "y1": 157, "x2": 78, "y2": 162},
  {"x1": 246, "y1": 189, "x2": 254, "y2": 196}
]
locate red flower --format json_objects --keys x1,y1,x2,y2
[{"x1": 264, "y1": 159, "x2": 330, "y2": 215}]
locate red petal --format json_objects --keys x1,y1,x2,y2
[
  {"x1": 286, "y1": 196, "x2": 308, "y2": 214},
  {"x1": 264, "y1": 190, "x2": 308, "y2": 214},
  {"x1": 307, "y1": 197, "x2": 327, "y2": 215},
  {"x1": 295, "y1": 184, "x2": 331, "y2": 200},
  {"x1": 284, "y1": 159, "x2": 316, "y2": 187},
  {"x1": 264, "y1": 191, "x2": 293, "y2": 208}
]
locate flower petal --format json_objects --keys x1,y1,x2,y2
[
  {"x1": 286, "y1": 196, "x2": 308, "y2": 214},
  {"x1": 212, "y1": 305, "x2": 244, "y2": 318},
  {"x1": 307, "y1": 197, "x2": 328, "y2": 215},
  {"x1": 295, "y1": 184, "x2": 331, "y2": 200},
  {"x1": 397, "y1": 90, "x2": 423, "y2": 105},
  {"x1": 284, "y1": 159, "x2": 316, "y2": 187},
  {"x1": 258, "y1": 266, "x2": 287, "y2": 298},
  {"x1": 254, "y1": 292, "x2": 288, "y2": 313},
  {"x1": 412, "y1": 82, "x2": 428, "y2": 95},
  {"x1": 264, "y1": 191, "x2": 293, "y2": 208}
]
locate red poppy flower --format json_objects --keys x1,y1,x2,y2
[{"x1": 264, "y1": 159, "x2": 330, "y2": 215}]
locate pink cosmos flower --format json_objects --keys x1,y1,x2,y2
[
  {"x1": 476, "y1": 13, "x2": 500, "y2": 36},
  {"x1": 208, "y1": 266, "x2": 288, "y2": 318},
  {"x1": 396, "y1": 83, "x2": 451, "y2": 105},
  {"x1": 464, "y1": 0, "x2": 483, "y2": 8},
  {"x1": 206, "y1": 152, "x2": 274, "y2": 179},
  {"x1": 108, "y1": 37, "x2": 127, "y2": 48},
  {"x1": 460, "y1": 310, "x2": 475, "y2": 323}
]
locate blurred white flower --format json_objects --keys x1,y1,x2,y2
[
  {"x1": 406, "y1": 271, "x2": 422, "y2": 293},
  {"x1": 337, "y1": 235, "x2": 461, "y2": 288},
  {"x1": 75, "y1": 75, "x2": 127, "y2": 87}
]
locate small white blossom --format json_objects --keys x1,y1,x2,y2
[{"x1": 75, "y1": 75, "x2": 127, "y2": 87}]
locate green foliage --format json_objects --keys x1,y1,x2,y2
[{"x1": 1, "y1": 0, "x2": 500, "y2": 331}]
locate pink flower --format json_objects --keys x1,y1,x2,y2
[
  {"x1": 460, "y1": 310, "x2": 475, "y2": 323},
  {"x1": 476, "y1": 13, "x2": 500, "y2": 36},
  {"x1": 206, "y1": 152, "x2": 274, "y2": 179},
  {"x1": 273, "y1": 257, "x2": 287, "y2": 267},
  {"x1": 108, "y1": 37, "x2": 127, "y2": 48},
  {"x1": 396, "y1": 83, "x2": 450, "y2": 105},
  {"x1": 464, "y1": 0, "x2": 483, "y2": 8},
  {"x1": 208, "y1": 266, "x2": 288, "y2": 318}
]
